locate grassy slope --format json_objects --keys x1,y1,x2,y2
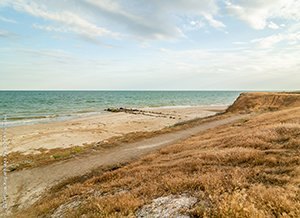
[
  {"x1": 226, "y1": 92, "x2": 300, "y2": 113},
  {"x1": 16, "y1": 95, "x2": 300, "y2": 217}
]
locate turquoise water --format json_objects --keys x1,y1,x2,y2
[{"x1": 0, "y1": 91, "x2": 241, "y2": 126}]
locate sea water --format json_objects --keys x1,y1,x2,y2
[{"x1": 0, "y1": 91, "x2": 241, "y2": 127}]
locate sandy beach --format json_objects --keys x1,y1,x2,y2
[{"x1": 4, "y1": 106, "x2": 226, "y2": 154}]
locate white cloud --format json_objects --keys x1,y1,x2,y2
[
  {"x1": 157, "y1": 0, "x2": 225, "y2": 30},
  {"x1": 0, "y1": 15, "x2": 17, "y2": 23},
  {"x1": 84, "y1": 0, "x2": 183, "y2": 40},
  {"x1": 84, "y1": 0, "x2": 225, "y2": 39},
  {"x1": 203, "y1": 13, "x2": 226, "y2": 29},
  {"x1": 32, "y1": 24, "x2": 68, "y2": 33},
  {"x1": 268, "y1": 21, "x2": 280, "y2": 30},
  {"x1": 2, "y1": 0, "x2": 118, "y2": 40},
  {"x1": 1, "y1": 0, "x2": 300, "y2": 42},
  {"x1": 225, "y1": 0, "x2": 300, "y2": 48},
  {"x1": 18, "y1": 48, "x2": 73, "y2": 60},
  {"x1": 0, "y1": 0, "x2": 224, "y2": 41},
  {"x1": 252, "y1": 34, "x2": 284, "y2": 48},
  {"x1": 155, "y1": 45, "x2": 300, "y2": 89},
  {"x1": 189, "y1": 20, "x2": 205, "y2": 29},
  {"x1": 226, "y1": 0, "x2": 300, "y2": 30},
  {"x1": 252, "y1": 32, "x2": 300, "y2": 48}
]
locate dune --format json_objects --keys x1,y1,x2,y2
[{"x1": 226, "y1": 92, "x2": 300, "y2": 113}]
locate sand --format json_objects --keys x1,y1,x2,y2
[{"x1": 3, "y1": 106, "x2": 226, "y2": 154}]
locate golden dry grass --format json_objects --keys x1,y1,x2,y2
[
  {"x1": 226, "y1": 92, "x2": 300, "y2": 113},
  {"x1": 15, "y1": 106, "x2": 300, "y2": 218}
]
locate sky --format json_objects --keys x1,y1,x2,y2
[{"x1": 0, "y1": 0, "x2": 300, "y2": 90}]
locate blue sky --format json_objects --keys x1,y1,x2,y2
[{"x1": 0, "y1": 0, "x2": 300, "y2": 90}]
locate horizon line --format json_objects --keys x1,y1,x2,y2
[{"x1": 0, "y1": 89, "x2": 298, "y2": 92}]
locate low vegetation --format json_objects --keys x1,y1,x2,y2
[
  {"x1": 226, "y1": 92, "x2": 300, "y2": 113},
  {"x1": 15, "y1": 104, "x2": 300, "y2": 217}
]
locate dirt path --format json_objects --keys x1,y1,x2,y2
[{"x1": 2, "y1": 114, "x2": 248, "y2": 214}]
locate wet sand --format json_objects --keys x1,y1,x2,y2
[{"x1": 3, "y1": 106, "x2": 226, "y2": 154}]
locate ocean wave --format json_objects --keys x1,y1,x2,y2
[
  {"x1": 6, "y1": 114, "x2": 59, "y2": 121},
  {"x1": 75, "y1": 110, "x2": 96, "y2": 114}
]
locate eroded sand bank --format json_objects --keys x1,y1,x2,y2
[{"x1": 3, "y1": 106, "x2": 226, "y2": 154}]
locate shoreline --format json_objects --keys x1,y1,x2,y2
[
  {"x1": 1, "y1": 104, "x2": 229, "y2": 128},
  {"x1": 3, "y1": 105, "x2": 227, "y2": 154}
]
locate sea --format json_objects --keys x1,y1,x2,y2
[{"x1": 0, "y1": 91, "x2": 241, "y2": 127}]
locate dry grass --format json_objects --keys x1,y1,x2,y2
[
  {"x1": 226, "y1": 92, "x2": 300, "y2": 113},
  {"x1": 14, "y1": 106, "x2": 300, "y2": 217}
]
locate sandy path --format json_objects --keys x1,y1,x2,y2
[{"x1": 2, "y1": 114, "x2": 248, "y2": 214}]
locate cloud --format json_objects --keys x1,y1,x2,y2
[
  {"x1": 32, "y1": 24, "x2": 67, "y2": 33},
  {"x1": 1, "y1": 0, "x2": 300, "y2": 43},
  {"x1": 0, "y1": 15, "x2": 17, "y2": 23},
  {"x1": 0, "y1": 0, "x2": 224, "y2": 41},
  {"x1": 0, "y1": 30, "x2": 10, "y2": 37},
  {"x1": 83, "y1": 0, "x2": 183, "y2": 40},
  {"x1": 226, "y1": 0, "x2": 300, "y2": 30},
  {"x1": 18, "y1": 48, "x2": 73, "y2": 60},
  {"x1": 83, "y1": 0, "x2": 225, "y2": 39},
  {"x1": 184, "y1": 20, "x2": 206, "y2": 31},
  {"x1": 202, "y1": 13, "x2": 226, "y2": 29},
  {"x1": 225, "y1": 0, "x2": 300, "y2": 49},
  {"x1": 0, "y1": 30, "x2": 18, "y2": 39},
  {"x1": 2, "y1": 0, "x2": 118, "y2": 40},
  {"x1": 155, "y1": 45, "x2": 300, "y2": 89},
  {"x1": 268, "y1": 21, "x2": 280, "y2": 30},
  {"x1": 252, "y1": 32, "x2": 300, "y2": 48},
  {"x1": 152, "y1": 0, "x2": 225, "y2": 30}
]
